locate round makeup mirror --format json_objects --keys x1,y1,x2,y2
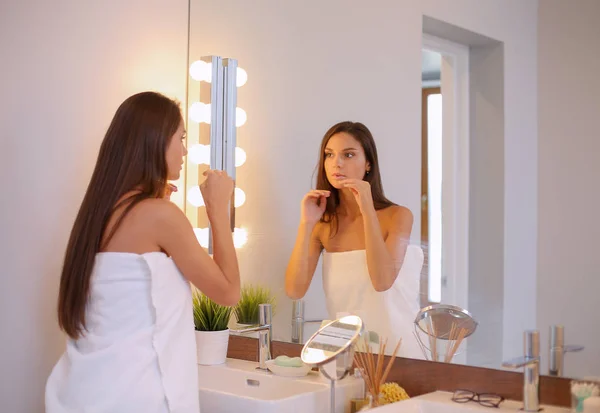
[
  {"x1": 301, "y1": 315, "x2": 364, "y2": 368},
  {"x1": 413, "y1": 304, "x2": 478, "y2": 362},
  {"x1": 301, "y1": 315, "x2": 364, "y2": 413}
]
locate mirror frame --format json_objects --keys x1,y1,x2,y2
[{"x1": 301, "y1": 315, "x2": 364, "y2": 367}]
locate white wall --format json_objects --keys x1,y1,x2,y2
[
  {"x1": 537, "y1": 0, "x2": 600, "y2": 378},
  {"x1": 0, "y1": 1, "x2": 188, "y2": 411},
  {"x1": 190, "y1": 0, "x2": 539, "y2": 353},
  {"x1": 467, "y1": 42, "x2": 506, "y2": 369}
]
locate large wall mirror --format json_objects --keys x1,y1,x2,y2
[{"x1": 184, "y1": 0, "x2": 598, "y2": 381}]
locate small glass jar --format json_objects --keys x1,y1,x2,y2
[{"x1": 363, "y1": 392, "x2": 386, "y2": 408}]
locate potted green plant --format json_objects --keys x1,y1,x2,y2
[
  {"x1": 192, "y1": 289, "x2": 233, "y2": 365},
  {"x1": 233, "y1": 284, "x2": 277, "y2": 326}
]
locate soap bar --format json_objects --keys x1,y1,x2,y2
[{"x1": 274, "y1": 355, "x2": 304, "y2": 368}]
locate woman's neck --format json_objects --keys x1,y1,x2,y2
[{"x1": 337, "y1": 188, "x2": 361, "y2": 218}]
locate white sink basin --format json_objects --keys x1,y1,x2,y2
[
  {"x1": 370, "y1": 391, "x2": 570, "y2": 413},
  {"x1": 197, "y1": 358, "x2": 364, "y2": 413}
]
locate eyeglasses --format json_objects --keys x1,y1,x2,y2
[{"x1": 452, "y1": 389, "x2": 505, "y2": 408}]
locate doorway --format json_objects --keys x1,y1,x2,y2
[{"x1": 420, "y1": 35, "x2": 470, "y2": 315}]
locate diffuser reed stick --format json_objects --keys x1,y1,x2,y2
[
  {"x1": 354, "y1": 336, "x2": 402, "y2": 406},
  {"x1": 443, "y1": 321, "x2": 469, "y2": 362}
]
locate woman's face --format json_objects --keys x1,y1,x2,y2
[
  {"x1": 166, "y1": 120, "x2": 187, "y2": 181},
  {"x1": 323, "y1": 132, "x2": 370, "y2": 189}
]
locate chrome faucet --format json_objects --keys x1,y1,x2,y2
[
  {"x1": 231, "y1": 303, "x2": 272, "y2": 371},
  {"x1": 502, "y1": 330, "x2": 541, "y2": 412},
  {"x1": 291, "y1": 299, "x2": 324, "y2": 344},
  {"x1": 549, "y1": 325, "x2": 584, "y2": 377}
]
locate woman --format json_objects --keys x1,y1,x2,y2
[
  {"x1": 46, "y1": 92, "x2": 240, "y2": 412},
  {"x1": 285, "y1": 121, "x2": 423, "y2": 358}
]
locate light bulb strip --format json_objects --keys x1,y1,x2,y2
[{"x1": 187, "y1": 55, "x2": 248, "y2": 248}]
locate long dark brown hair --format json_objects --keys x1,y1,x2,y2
[
  {"x1": 315, "y1": 121, "x2": 395, "y2": 234},
  {"x1": 58, "y1": 91, "x2": 182, "y2": 339}
]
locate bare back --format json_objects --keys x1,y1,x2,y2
[
  {"x1": 98, "y1": 189, "x2": 240, "y2": 307},
  {"x1": 100, "y1": 192, "x2": 165, "y2": 255}
]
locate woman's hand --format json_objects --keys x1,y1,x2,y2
[
  {"x1": 300, "y1": 190, "x2": 330, "y2": 225},
  {"x1": 200, "y1": 170, "x2": 234, "y2": 216},
  {"x1": 340, "y1": 179, "x2": 374, "y2": 214}
]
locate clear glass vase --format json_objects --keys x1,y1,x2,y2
[{"x1": 359, "y1": 392, "x2": 385, "y2": 410}]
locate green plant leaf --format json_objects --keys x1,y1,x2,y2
[
  {"x1": 233, "y1": 284, "x2": 277, "y2": 324},
  {"x1": 192, "y1": 289, "x2": 233, "y2": 331}
]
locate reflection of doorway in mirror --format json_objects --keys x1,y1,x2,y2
[
  {"x1": 421, "y1": 83, "x2": 441, "y2": 307},
  {"x1": 420, "y1": 36, "x2": 470, "y2": 365}
]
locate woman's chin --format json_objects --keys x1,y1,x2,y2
[{"x1": 327, "y1": 180, "x2": 343, "y2": 190}]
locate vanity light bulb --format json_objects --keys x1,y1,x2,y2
[
  {"x1": 236, "y1": 67, "x2": 248, "y2": 87},
  {"x1": 235, "y1": 147, "x2": 247, "y2": 167},
  {"x1": 234, "y1": 188, "x2": 246, "y2": 208},
  {"x1": 193, "y1": 228, "x2": 209, "y2": 248},
  {"x1": 189, "y1": 102, "x2": 211, "y2": 124},
  {"x1": 189, "y1": 60, "x2": 212, "y2": 83},
  {"x1": 236, "y1": 107, "x2": 247, "y2": 127},
  {"x1": 187, "y1": 186, "x2": 204, "y2": 207},
  {"x1": 188, "y1": 144, "x2": 211, "y2": 165},
  {"x1": 233, "y1": 228, "x2": 248, "y2": 248}
]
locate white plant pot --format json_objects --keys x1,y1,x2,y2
[{"x1": 195, "y1": 329, "x2": 230, "y2": 365}]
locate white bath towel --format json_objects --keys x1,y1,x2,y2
[
  {"x1": 46, "y1": 252, "x2": 199, "y2": 413},
  {"x1": 322, "y1": 245, "x2": 424, "y2": 359}
]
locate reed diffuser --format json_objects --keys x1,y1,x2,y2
[
  {"x1": 443, "y1": 321, "x2": 469, "y2": 362},
  {"x1": 414, "y1": 320, "x2": 469, "y2": 362},
  {"x1": 353, "y1": 337, "x2": 402, "y2": 407}
]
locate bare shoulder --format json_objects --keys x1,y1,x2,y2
[
  {"x1": 131, "y1": 198, "x2": 188, "y2": 227},
  {"x1": 102, "y1": 198, "x2": 188, "y2": 253},
  {"x1": 388, "y1": 205, "x2": 413, "y2": 219},
  {"x1": 380, "y1": 205, "x2": 413, "y2": 230}
]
